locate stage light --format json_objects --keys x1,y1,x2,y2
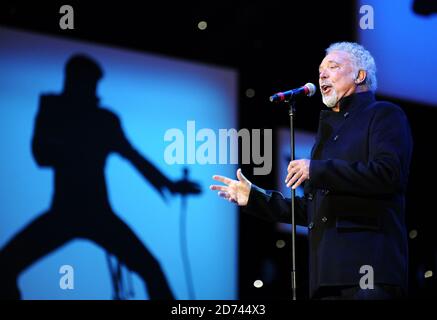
[
  {"x1": 424, "y1": 270, "x2": 433, "y2": 279},
  {"x1": 276, "y1": 240, "x2": 286, "y2": 249},
  {"x1": 253, "y1": 280, "x2": 263, "y2": 288},
  {"x1": 245, "y1": 88, "x2": 255, "y2": 98},
  {"x1": 197, "y1": 21, "x2": 207, "y2": 30},
  {"x1": 409, "y1": 229, "x2": 418, "y2": 239}
]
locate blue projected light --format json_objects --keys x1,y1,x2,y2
[
  {"x1": 276, "y1": 128, "x2": 315, "y2": 235},
  {"x1": 0, "y1": 27, "x2": 238, "y2": 299},
  {"x1": 357, "y1": 0, "x2": 437, "y2": 106}
]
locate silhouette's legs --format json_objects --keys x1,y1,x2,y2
[
  {"x1": 0, "y1": 211, "x2": 73, "y2": 299},
  {"x1": 85, "y1": 213, "x2": 174, "y2": 300}
]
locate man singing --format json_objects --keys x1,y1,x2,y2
[{"x1": 210, "y1": 42, "x2": 413, "y2": 299}]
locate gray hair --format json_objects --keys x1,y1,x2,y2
[{"x1": 326, "y1": 42, "x2": 377, "y2": 92}]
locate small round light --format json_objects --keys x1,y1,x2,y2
[
  {"x1": 197, "y1": 21, "x2": 207, "y2": 30},
  {"x1": 253, "y1": 280, "x2": 263, "y2": 288},
  {"x1": 424, "y1": 270, "x2": 433, "y2": 279},
  {"x1": 276, "y1": 240, "x2": 286, "y2": 249},
  {"x1": 245, "y1": 88, "x2": 255, "y2": 98},
  {"x1": 409, "y1": 229, "x2": 418, "y2": 239}
]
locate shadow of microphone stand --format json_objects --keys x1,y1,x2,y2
[
  {"x1": 180, "y1": 167, "x2": 195, "y2": 300},
  {"x1": 106, "y1": 253, "x2": 135, "y2": 300}
]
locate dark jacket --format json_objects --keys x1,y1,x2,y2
[{"x1": 243, "y1": 91, "x2": 413, "y2": 298}]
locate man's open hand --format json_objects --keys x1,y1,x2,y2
[{"x1": 210, "y1": 169, "x2": 252, "y2": 206}]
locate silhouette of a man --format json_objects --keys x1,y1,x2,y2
[{"x1": 0, "y1": 54, "x2": 200, "y2": 299}]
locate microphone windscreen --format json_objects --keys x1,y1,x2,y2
[{"x1": 305, "y1": 83, "x2": 317, "y2": 97}]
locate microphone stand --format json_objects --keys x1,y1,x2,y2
[
  {"x1": 270, "y1": 84, "x2": 315, "y2": 300},
  {"x1": 287, "y1": 96, "x2": 298, "y2": 300}
]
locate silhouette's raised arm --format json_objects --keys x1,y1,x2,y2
[
  {"x1": 109, "y1": 113, "x2": 201, "y2": 199},
  {"x1": 108, "y1": 114, "x2": 171, "y2": 195}
]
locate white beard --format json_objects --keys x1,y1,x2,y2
[{"x1": 322, "y1": 88, "x2": 338, "y2": 108}]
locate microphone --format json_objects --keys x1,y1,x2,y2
[{"x1": 269, "y1": 83, "x2": 316, "y2": 102}]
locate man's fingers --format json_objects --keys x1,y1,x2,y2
[
  {"x1": 218, "y1": 191, "x2": 230, "y2": 199},
  {"x1": 285, "y1": 173, "x2": 290, "y2": 184},
  {"x1": 212, "y1": 175, "x2": 233, "y2": 185},
  {"x1": 285, "y1": 159, "x2": 310, "y2": 187},
  {"x1": 285, "y1": 166, "x2": 299, "y2": 183},
  {"x1": 288, "y1": 160, "x2": 300, "y2": 170},
  {"x1": 236, "y1": 168, "x2": 248, "y2": 183},
  {"x1": 285, "y1": 171, "x2": 293, "y2": 183},
  {"x1": 218, "y1": 191, "x2": 237, "y2": 204},
  {"x1": 292, "y1": 175, "x2": 307, "y2": 189},
  {"x1": 210, "y1": 185, "x2": 228, "y2": 192},
  {"x1": 287, "y1": 170, "x2": 302, "y2": 187}
]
